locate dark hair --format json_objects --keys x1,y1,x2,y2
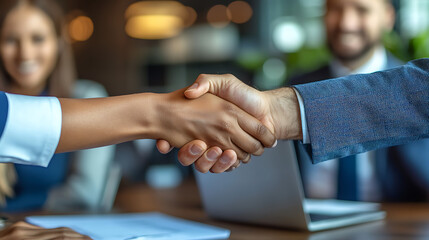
[{"x1": 0, "y1": 0, "x2": 76, "y2": 97}]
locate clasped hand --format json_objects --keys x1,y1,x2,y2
[
  {"x1": 157, "y1": 74, "x2": 301, "y2": 173},
  {"x1": 154, "y1": 87, "x2": 276, "y2": 173}
]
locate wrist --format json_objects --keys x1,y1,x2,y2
[
  {"x1": 266, "y1": 87, "x2": 303, "y2": 140},
  {"x1": 132, "y1": 92, "x2": 165, "y2": 140}
]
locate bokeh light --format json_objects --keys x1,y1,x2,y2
[
  {"x1": 207, "y1": 5, "x2": 230, "y2": 28},
  {"x1": 227, "y1": 1, "x2": 253, "y2": 24},
  {"x1": 183, "y1": 6, "x2": 197, "y2": 28},
  {"x1": 273, "y1": 19, "x2": 305, "y2": 52},
  {"x1": 68, "y1": 16, "x2": 94, "y2": 42},
  {"x1": 263, "y1": 58, "x2": 286, "y2": 80}
]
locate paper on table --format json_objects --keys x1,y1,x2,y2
[{"x1": 26, "y1": 212, "x2": 230, "y2": 240}]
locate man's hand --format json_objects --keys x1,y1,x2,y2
[
  {"x1": 157, "y1": 74, "x2": 302, "y2": 173},
  {"x1": 0, "y1": 221, "x2": 92, "y2": 240}
]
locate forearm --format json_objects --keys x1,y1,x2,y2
[
  {"x1": 57, "y1": 93, "x2": 158, "y2": 153},
  {"x1": 294, "y1": 58, "x2": 429, "y2": 162}
]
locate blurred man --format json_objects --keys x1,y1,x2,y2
[{"x1": 290, "y1": 0, "x2": 429, "y2": 202}]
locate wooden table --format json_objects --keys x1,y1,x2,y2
[{"x1": 114, "y1": 179, "x2": 429, "y2": 240}]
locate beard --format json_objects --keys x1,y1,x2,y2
[{"x1": 327, "y1": 30, "x2": 381, "y2": 63}]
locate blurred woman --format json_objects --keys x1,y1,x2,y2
[{"x1": 0, "y1": 0, "x2": 115, "y2": 212}]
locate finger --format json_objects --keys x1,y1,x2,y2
[
  {"x1": 177, "y1": 140, "x2": 207, "y2": 166},
  {"x1": 194, "y1": 147, "x2": 222, "y2": 173},
  {"x1": 236, "y1": 111, "x2": 276, "y2": 149},
  {"x1": 226, "y1": 159, "x2": 241, "y2": 172},
  {"x1": 210, "y1": 150, "x2": 237, "y2": 173},
  {"x1": 241, "y1": 154, "x2": 251, "y2": 164},
  {"x1": 230, "y1": 129, "x2": 264, "y2": 158},
  {"x1": 156, "y1": 140, "x2": 174, "y2": 154},
  {"x1": 229, "y1": 142, "x2": 250, "y2": 162},
  {"x1": 17, "y1": 222, "x2": 42, "y2": 229},
  {"x1": 33, "y1": 227, "x2": 91, "y2": 239}
]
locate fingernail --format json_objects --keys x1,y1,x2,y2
[
  {"x1": 207, "y1": 149, "x2": 220, "y2": 161},
  {"x1": 190, "y1": 145, "x2": 203, "y2": 155},
  {"x1": 186, "y1": 83, "x2": 199, "y2": 91},
  {"x1": 219, "y1": 156, "x2": 230, "y2": 165},
  {"x1": 271, "y1": 140, "x2": 278, "y2": 148}
]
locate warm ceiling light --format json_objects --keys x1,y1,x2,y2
[
  {"x1": 124, "y1": 1, "x2": 187, "y2": 39},
  {"x1": 125, "y1": 15, "x2": 183, "y2": 39},
  {"x1": 207, "y1": 5, "x2": 230, "y2": 28},
  {"x1": 68, "y1": 16, "x2": 94, "y2": 42},
  {"x1": 227, "y1": 1, "x2": 253, "y2": 24},
  {"x1": 125, "y1": 1, "x2": 187, "y2": 20}
]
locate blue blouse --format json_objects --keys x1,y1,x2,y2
[{"x1": 2, "y1": 153, "x2": 70, "y2": 212}]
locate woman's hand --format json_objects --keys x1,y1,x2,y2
[
  {"x1": 0, "y1": 221, "x2": 91, "y2": 240},
  {"x1": 0, "y1": 164, "x2": 16, "y2": 206}
]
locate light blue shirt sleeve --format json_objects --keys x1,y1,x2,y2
[
  {"x1": 292, "y1": 88, "x2": 310, "y2": 144},
  {"x1": 0, "y1": 93, "x2": 62, "y2": 167}
]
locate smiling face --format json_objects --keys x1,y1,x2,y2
[
  {"x1": 325, "y1": 0, "x2": 394, "y2": 64},
  {"x1": 0, "y1": 3, "x2": 59, "y2": 95}
]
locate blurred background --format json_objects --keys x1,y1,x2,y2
[
  {"x1": 61, "y1": 0, "x2": 429, "y2": 187},
  {"x1": 62, "y1": 0, "x2": 429, "y2": 94}
]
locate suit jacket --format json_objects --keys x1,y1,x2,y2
[{"x1": 291, "y1": 56, "x2": 429, "y2": 201}]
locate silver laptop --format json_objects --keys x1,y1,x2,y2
[{"x1": 194, "y1": 140, "x2": 385, "y2": 231}]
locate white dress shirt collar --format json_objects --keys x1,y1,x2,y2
[{"x1": 329, "y1": 47, "x2": 388, "y2": 78}]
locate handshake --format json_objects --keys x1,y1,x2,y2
[
  {"x1": 4, "y1": 60, "x2": 425, "y2": 175},
  {"x1": 154, "y1": 74, "x2": 303, "y2": 174}
]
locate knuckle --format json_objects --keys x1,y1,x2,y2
[
  {"x1": 221, "y1": 101, "x2": 236, "y2": 114},
  {"x1": 256, "y1": 123, "x2": 268, "y2": 138},
  {"x1": 220, "y1": 120, "x2": 232, "y2": 132}
]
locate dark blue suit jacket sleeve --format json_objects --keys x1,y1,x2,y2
[
  {"x1": 293, "y1": 58, "x2": 429, "y2": 163},
  {"x1": 0, "y1": 91, "x2": 8, "y2": 139}
]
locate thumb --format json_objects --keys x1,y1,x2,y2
[
  {"x1": 184, "y1": 74, "x2": 249, "y2": 104},
  {"x1": 184, "y1": 75, "x2": 211, "y2": 99},
  {"x1": 185, "y1": 74, "x2": 267, "y2": 125}
]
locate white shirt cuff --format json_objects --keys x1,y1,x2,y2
[
  {"x1": 292, "y1": 88, "x2": 310, "y2": 144},
  {"x1": 0, "y1": 93, "x2": 62, "y2": 167}
]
